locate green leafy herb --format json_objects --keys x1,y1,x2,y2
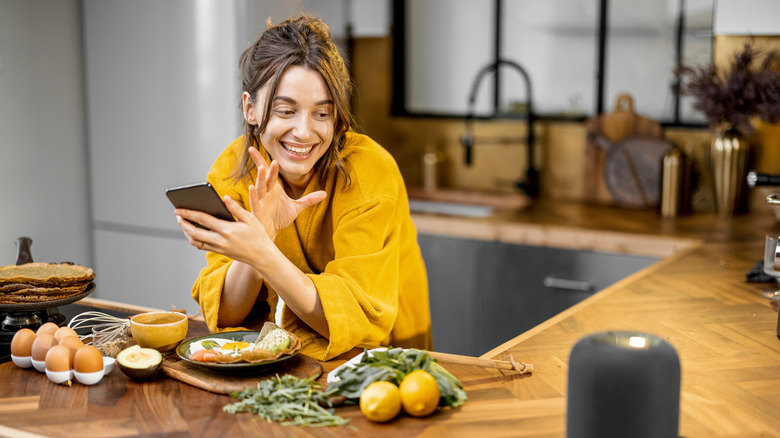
[
  {"x1": 224, "y1": 374, "x2": 349, "y2": 427},
  {"x1": 327, "y1": 348, "x2": 468, "y2": 409},
  {"x1": 200, "y1": 339, "x2": 220, "y2": 351}
]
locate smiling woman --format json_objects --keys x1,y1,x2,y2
[
  {"x1": 173, "y1": 15, "x2": 432, "y2": 361},
  {"x1": 243, "y1": 67, "x2": 336, "y2": 195}
]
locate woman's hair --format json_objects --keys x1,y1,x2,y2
[{"x1": 232, "y1": 14, "x2": 355, "y2": 187}]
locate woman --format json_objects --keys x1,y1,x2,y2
[{"x1": 174, "y1": 15, "x2": 432, "y2": 361}]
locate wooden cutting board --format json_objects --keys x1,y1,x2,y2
[
  {"x1": 161, "y1": 353, "x2": 322, "y2": 394},
  {"x1": 583, "y1": 93, "x2": 663, "y2": 205}
]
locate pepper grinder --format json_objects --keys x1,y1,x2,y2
[
  {"x1": 661, "y1": 147, "x2": 691, "y2": 218},
  {"x1": 422, "y1": 141, "x2": 442, "y2": 192},
  {"x1": 15, "y1": 236, "x2": 33, "y2": 265}
]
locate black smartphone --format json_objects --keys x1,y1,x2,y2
[{"x1": 166, "y1": 182, "x2": 235, "y2": 229}]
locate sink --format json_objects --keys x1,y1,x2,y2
[
  {"x1": 407, "y1": 188, "x2": 530, "y2": 218},
  {"x1": 409, "y1": 199, "x2": 497, "y2": 218}
]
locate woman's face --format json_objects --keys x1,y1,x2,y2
[{"x1": 243, "y1": 66, "x2": 335, "y2": 193}]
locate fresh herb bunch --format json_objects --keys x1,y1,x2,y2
[
  {"x1": 677, "y1": 41, "x2": 780, "y2": 135},
  {"x1": 224, "y1": 374, "x2": 349, "y2": 427},
  {"x1": 327, "y1": 347, "x2": 468, "y2": 409}
]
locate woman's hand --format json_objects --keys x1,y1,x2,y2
[
  {"x1": 175, "y1": 181, "x2": 329, "y2": 336},
  {"x1": 174, "y1": 156, "x2": 326, "y2": 266},
  {"x1": 248, "y1": 147, "x2": 326, "y2": 241},
  {"x1": 175, "y1": 201, "x2": 272, "y2": 268}
]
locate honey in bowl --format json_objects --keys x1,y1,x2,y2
[{"x1": 130, "y1": 311, "x2": 188, "y2": 353}]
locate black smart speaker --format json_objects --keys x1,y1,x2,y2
[
  {"x1": 566, "y1": 331, "x2": 681, "y2": 438},
  {"x1": 777, "y1": 306, "x2": 780, "y2": 341}
]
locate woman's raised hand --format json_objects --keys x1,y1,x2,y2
[{"x1": 247, "y1": 147, "x2": 326, "y2": 241}]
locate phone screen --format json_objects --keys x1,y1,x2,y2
[{"x1": 166, "y1": 182, "x2": 235, "y2": 228}]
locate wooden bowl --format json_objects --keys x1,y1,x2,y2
[{"x1": 130, "y1": 311, "x2": 188, "y2": 353}]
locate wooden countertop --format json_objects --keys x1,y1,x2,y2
[
  {"x1": 2, "y1": 200, "x2": 780, "y2": 436},
  {"x1": 419, "y1": 199, "x2": 780, "y2": 436}
]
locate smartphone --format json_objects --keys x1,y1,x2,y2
[{"x1": 166, "y1": 182, "x2": 235, "y2": 229}]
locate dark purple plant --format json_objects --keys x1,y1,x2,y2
[{"x1": 677, "y1": 41, "x2": 780, "y2": 135}]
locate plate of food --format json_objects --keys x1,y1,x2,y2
[{"x1": 176, "y1": 322, "x2": 301, "y2": 373}]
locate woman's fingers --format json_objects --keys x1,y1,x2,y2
[
  {"x1": 175, "y1": 208, "x2": 217, "y2": 232},
  {"x1": 223, "y1": 195, "x2": 256, "y2": 223},
  {"x1": 248, "y1": 146, "x2": 264, "y2": 168},
  {"x1": 247, "y1": 186, "x2": 263, "y2": 217},
  {"x1": 249, "y1": 147, "x2": 276, "y2": 196},
  {"x1": 296, "y1": 190, "x2": 327, "y2": 211},
  {"x1": 266, "y1": 160, "x2": 280, "y2": 188},
  {"x1": 175, "y1": 212, "x2": 212, "y2": 250}
]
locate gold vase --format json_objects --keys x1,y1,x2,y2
[{"x1": 711, "y1": 126, "x2": 749, "y2": 216}]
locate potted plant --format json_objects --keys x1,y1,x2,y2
[{"x1": 677, "y1": 41, "x2": 780, "y2": 215}]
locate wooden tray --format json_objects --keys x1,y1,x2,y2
[
  {"x1": 161, "y1": 353, "x2": 322, "y2": 394},
  {"x1": 583, "y1": 93, "x2": 663, "y2": 205}
]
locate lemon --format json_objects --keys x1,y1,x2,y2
[
  {"x1": 399, "y1": 369, "x2": 440, "y2": 417},
  {"x1": 360, "y1": 381, "x2": 402, "y2": 423}
]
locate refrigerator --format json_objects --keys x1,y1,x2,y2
[{"x1": 82, "y1": 0, "x2": 388, "y2": 315}]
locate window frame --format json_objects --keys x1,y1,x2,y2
[{"x1": 391, "y1": 0, "x2": 710, "y2": 128}]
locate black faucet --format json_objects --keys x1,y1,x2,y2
[{"x1": 461, "y1": 59, "x2": 539, "y2": 198}]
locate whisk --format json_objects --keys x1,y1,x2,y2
[{"x1": 67, "y1": 311, "x2": 129, "y2": 344}]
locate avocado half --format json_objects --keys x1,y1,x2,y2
[{"x1": 116, "y1": 345, "x2": 163, "y2": 380}]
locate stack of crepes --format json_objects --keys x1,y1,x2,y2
[{"x1": 0, "y1": 263, "x2": 94, "y2": 304}]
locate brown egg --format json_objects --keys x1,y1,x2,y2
[
  {"x1": 36, "y1": 322, "x2": 59, "y2": 337},
  {"x1": 11, "y1": 328, "x2": 37, "y2": 357},
  {"x1": 31, "y1": 333, "x2": 57, "y2": 361},
  {"x1": 54, "y1": 326, "x2": 79, "y2": 342},
  {"x1": 45, "y1": 345, "x2": 73, "y2": 372},
  {"x1": 57, "y1": 335, "x2": 84, "y2": 363},
  {"x1": 74, "y1": 346, "x2": 104, "y2": 373}
]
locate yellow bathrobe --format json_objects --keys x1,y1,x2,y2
[{"x1": 191, "y1": 132, "x2": 432, "y2": 361}]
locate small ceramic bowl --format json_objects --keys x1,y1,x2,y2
[
  {"x1": 46, "y1": 369, "x2": 74, "y2": 384},
  {"x1": 103, "y1": 356, "x2": 116, "y2": 375},
  {"x1": 31, "y1": 358, "x2": 46, "y2": 373},
  {"x1": 92, "y1": 323, "x2": 129, "y2": 358},
  {"x1": 74, "y1": 370, "x2": 104, "y2": 385},
  {"x1": 130, "y1": 311, "x2": 188, "y2": 353},
  {"x1": 11, "y1": 354, "x2": 32, "y2": 369}
]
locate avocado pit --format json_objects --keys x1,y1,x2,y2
[{"x1": 116, "y1": 345, "x2": 163, "y2": 380}]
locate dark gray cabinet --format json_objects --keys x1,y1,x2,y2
[
  {"x1": 419, "y1": 234, "x2": 659, "y2": 357},
  {"x1": 418, "y1": 234, "x2": 482, "y2": 356}
]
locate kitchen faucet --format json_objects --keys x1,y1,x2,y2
[{"x1": 461, "y1": 59, "x2": 539, "y2": 198}]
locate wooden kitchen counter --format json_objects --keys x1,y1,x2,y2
[
  {"x1": 415, "y1": 199, "x2": 780, "y2": 437},
  {"x1": 2, "y1": 200, "x2": 780, "y2": 437}
]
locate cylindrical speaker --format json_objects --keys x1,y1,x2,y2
[
  {"x1": 776, "y1": 306, "x2": 780, "y2": 341},
  {"x1": 566, "y1": 331, "x2": 681, "y2": 438}
]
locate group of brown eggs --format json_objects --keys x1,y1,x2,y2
[{"x1": 10, "y1": 322, "x2": 114, "y2": 385}]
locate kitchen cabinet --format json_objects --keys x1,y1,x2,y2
[
  {"x1": 418, "y1": 234, "x2": 482, "y2": 356},
  {"x1": 419, "y1": 234, "x2": 658, "y2": 356}
]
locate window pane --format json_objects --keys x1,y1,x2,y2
[
  {"x1": 605, "y1": 0, "x2": 712, "y2": 123},
  {"x1": 604, "y1": 1, "x2": 678, "y2": 120},
  {"x1": 680, "y1": 0, "x2": 713, "y2": 124},
  {"x1": 502, "y1": 0, "x2": 598, "y2": 117},
  {"x1": 399, "y1": 0, "x2": 712, "y2": 124},
  {"x1": 406, "y1": 0, "x2": 495, "y2": 115}
]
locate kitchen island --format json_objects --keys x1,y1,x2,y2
[{"x1": 1, "y1": 200, "x2": 779, "y2": 437}]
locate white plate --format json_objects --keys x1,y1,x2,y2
[{"x1": 326, "y1": 347, "x2": 412, "y2": 383}]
